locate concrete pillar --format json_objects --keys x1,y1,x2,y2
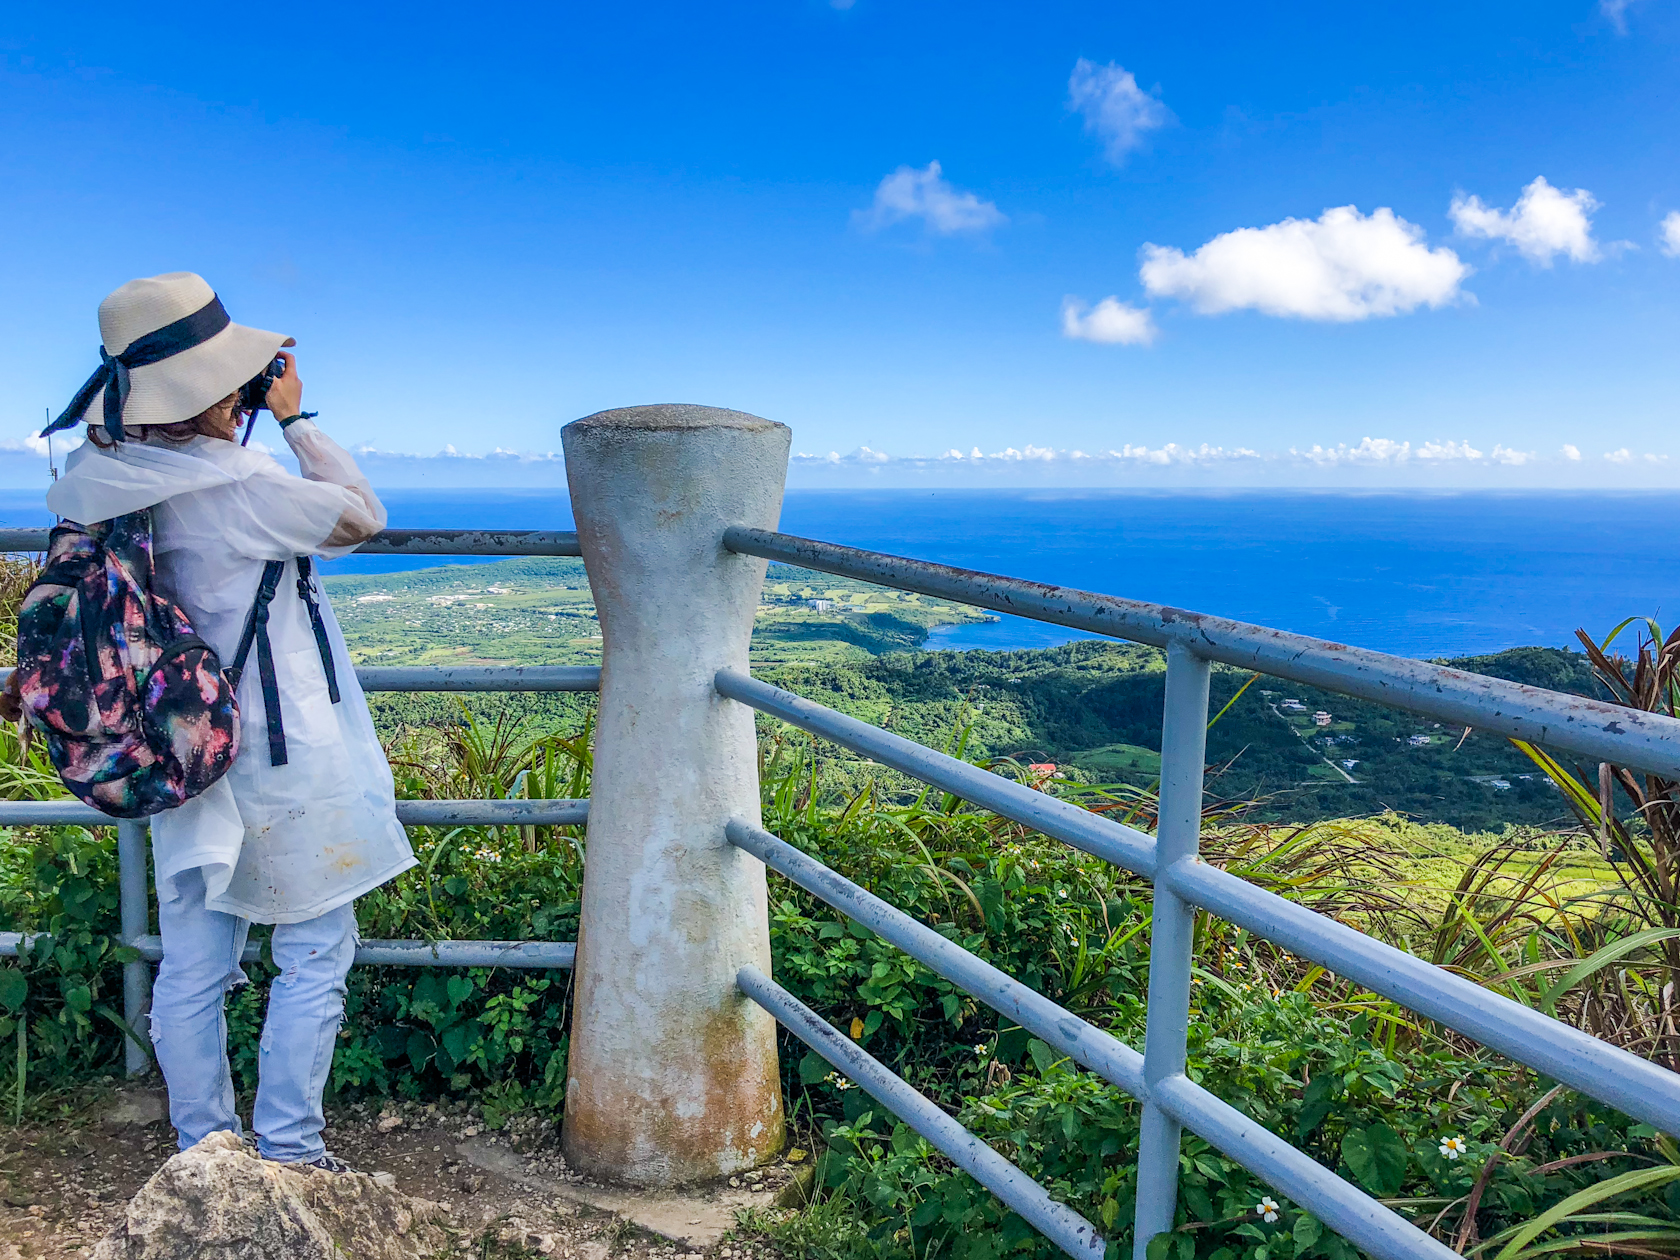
[{"x1": 560, "y1": 404, "x2": 790, "y2": 1186}]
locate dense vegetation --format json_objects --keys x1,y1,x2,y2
[
  {"x1": 330, "y1": 558, "x2": 1597, "y2": 832},
  {"x1": 770, "y1": 641, "x2": 1612, "y2": 833},
  {"x1": 6, "y1": 552, "x2": 1680, "y2": 1260}
]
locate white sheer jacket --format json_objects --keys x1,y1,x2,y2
[{"x1": 46, "y1": 421, "x2": 417, "y2": 924}]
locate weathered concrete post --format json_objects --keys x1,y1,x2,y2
[{"x1": 560, "y1": 404, "x2": 790, "y2": 1185}]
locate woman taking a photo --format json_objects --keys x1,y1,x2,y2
[{"x1": 26, "y1": 272, "x2": 415, "y2": 1170}]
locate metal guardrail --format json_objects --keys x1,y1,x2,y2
[
  {"x1": 737, "y1": 963, "x2": 1107, "y2": 1256},
  {"x1": 0, "y1": 798, "x2": 587, "y2": 829},
  {"x1": 716, "y1": 528, "x2": 1680, "y2": 1260},
  {"x1": 0, "y1": 932, "x2": 577, "y2": 969},
  {"x1": 0, "y1": 664, "x2": 602, "y2": 693},
  {"x1": 0, "y1": 531, "x2": 593, "y2": 1080},
  {"x1": 0, "y1": 526, "x2": 581, "y2": 557},
  {"x1": 7, "y1": 505, "x2": 1675, "y2": 1259}
]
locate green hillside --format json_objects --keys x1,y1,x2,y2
[{"x1": 326, "y1": 561, "x2": 1594, "y2": 831}]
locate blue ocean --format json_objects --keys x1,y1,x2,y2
[{"x1": 4, "y1": 487, "x2": 1676, "y2": 660}]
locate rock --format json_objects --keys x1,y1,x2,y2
[
  {"x1": 773, "y1": 1163, "x2": 816, "y2": 1209},
  {"x1": 376, "y1": 1113, "x2": 405, "y2": 1133},
  {"x1": 373, "y1": 1172, "x2": 398, "y2": 1189},
  {"x1": 91, "y1": 1131, "x2": 454, "y2": 1260},
  {"x1": 101, "y1": 1088, "x2": 169, "y2": 1130}
]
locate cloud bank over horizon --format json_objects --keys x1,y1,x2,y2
[
  {"x1": 4, "y1": 429, "x2": 1673, "y2": 493},
  {"x1": 8, "y1": 439, "x2": 1668, "y2": 499}
]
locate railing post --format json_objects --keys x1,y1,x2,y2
[
  {"x1": 559, "y1": 404, "x2": 791, "y2": 1185},
  {"x1": 1133, "y1": 642, "x2": 1211, "y2": 1257},
  {"x1": 116, "y1": 820, "x2": 152, "y2": 1077}
]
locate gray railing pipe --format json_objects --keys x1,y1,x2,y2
[
  {"x1": 0, "y1": 932, "x2": 575, "y2": 970},
  {"x1": 726, "y1": 818, "x2": 1146, "y2": 1095},
  {"x1": 714, "y1": 669, "x2": 1157, "y2": 877},
  {"x1": 356, "y1": 666, "x2": 600, "y2": 692},
  {"x1": 0, "y1": 527, "x2": 580, "y2": 556},
  {"x1": 117, "y1": 820, "x2": 151, "y2": 1076},
  {"x1": 736, "y1": 964, "x2": 1105, "y2": 1258},
  {"x1": 1132, "y1": 645, "x2": 1211, "y2": 1257},
  {"x1": 730, "y1": 814, "x2": 1458, "y2": 1260},
  {"x1": 392, "y1": 799, "x2": 588, "y2": 827},
  {"x1": 1165, "y1": 856, "x2": 1680, "y2": 1138},
  {"x1": 353, "y1": 529, "x2": 580, "y2": 556},
  {"x1": 722, "y1": 527, "x2": 1680, "y2": 779},
  {"x1": 0, "y1": 665, "x2": 600, "y2": 692},
  {"x1": 0, "y1": 799, "x2": 588, "y2": 829}
]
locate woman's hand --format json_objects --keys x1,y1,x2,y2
[{"x1": 265, "y1": 350, "x2": 304, "y2": 419}]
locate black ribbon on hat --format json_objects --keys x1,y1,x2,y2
[{"x1": 42, "y1": 295, "x2": 233, "y2": 443}]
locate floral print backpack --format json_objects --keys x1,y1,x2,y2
[{"x1": 12, "y1": 512, "x2": 240, "y2": 818}]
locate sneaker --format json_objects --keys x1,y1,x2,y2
[{"x1": 265, "y1": 1151, "x2": 355, "y2": 1175}]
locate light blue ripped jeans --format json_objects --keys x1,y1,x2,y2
[{"x1": 148, "y1": 866, "x2": 358, "y2": 1163}]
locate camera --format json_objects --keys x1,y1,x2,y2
[{"x1": 238, "y1": 356, "x2": 287, "y2": 413}]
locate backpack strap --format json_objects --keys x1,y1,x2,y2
[
  {"x1": 227, "y1": 560, "x2": 289, "y2": 767},
  {"x1": 294, "y1": 557, "x2": 341, "y2": 705}
]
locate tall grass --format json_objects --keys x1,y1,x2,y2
[{"x1": 1506, "y1": 620, "x2": 1680, "y2": 1067}]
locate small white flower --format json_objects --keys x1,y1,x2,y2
[
  {"x1": 1257, "y1": 1197, "x2": 1281, "y2": 1223},
  {"x1": 836, "y1": 1077, "x2": 856, "y2": 1091},
  {"x1": 1057, "y1": 889, "x2": 1068, "y2": 898},
  {"x1": 1439, "y1": 1135, "x2": 1467, "y2": 1160},
  {"x1": 973, "y1": 1043, "x2": 988, "y2": 1058}
]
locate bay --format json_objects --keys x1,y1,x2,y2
[{"x1": 4, "y1": 486, "x2": 1675, "y2": 659}]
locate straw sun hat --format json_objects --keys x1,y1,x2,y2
[{"x1": 42, "y1": 272, "x2": 294, "y2": 442}]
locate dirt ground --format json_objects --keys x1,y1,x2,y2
[{"x1": 0, "y1": 1084, "x2": 811, "y2": 1259}]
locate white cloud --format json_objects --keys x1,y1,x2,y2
[
  {"x1": 1450, "y1": 177, "x2": 1601, "y2": 265},
  {"x1": 1660, "y1": 211, "x2": 1680, "y2": 259},
  {"x1": 790, "y1": 442, "x2": 1260, "y2": 468},
  {"x1": 1601, "y1": 0, "x2": 1643, "y2": 33},
  {"x1": 1, "y1": 433, "x2": 55, "y2": 457},
  {"x1": 1289, "y1": 438, "x2": 1496, "y2": 465},
  {"x1": 854, "y1": 161, "x2": 1006, "y2": 235},
  {"x1": 787, "y1": 439, "x2": 1659, "y2": 475},
  {"x1": 1061, "y1": 296, "x2": 1156, "y2": 345},
  {"x1": 1106, "y1": 443, "x2": 1260, "y2": 464},
  {"x1": 1291, "y1": 438, "x2": 1414, "y2": 466},
  {"x1": 1066, "y1": 59, "x2": 1169, "y2": 164},
  {"x1": 1138, "y1": 206, "x2": 1469, "y2": 321},
  {"x1": 1417, "y1": 439, "x2": 1484, "y2": 461}
]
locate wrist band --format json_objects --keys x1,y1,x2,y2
[{"x1": 277, "y1": 411, "x2": 319, "y2": 430}]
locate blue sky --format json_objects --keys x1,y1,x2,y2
[{"x1": 1, "y1": 0, "x2": 1676, "y2": 488}]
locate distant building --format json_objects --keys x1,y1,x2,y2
[
  {"x1": 1313, "y1": 711, "x2": 1332, "y2": 726},
  {"x1": 1489, "y1": 779, "x2": 1512, "y2": 791},
  {"x1": 808, "y1": 599, "x2": 833, "y2": 611},
  {"x1": 1280, "y1": 699, "x2": 1307, "y2": 712},
  {"x1": 1407, "y1": 734, "x2": 1431, "y2": 747},
  {"x1": 1341, "y1": 759, "x2": 1359, "y2": 770}
]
